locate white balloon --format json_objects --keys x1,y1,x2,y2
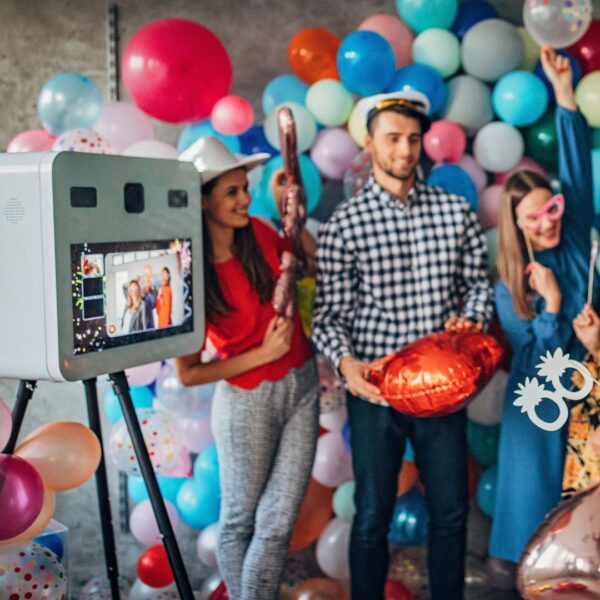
[
  {"x1": 316, "y1": 518, "x2": 351, "y2": 580},
  {"x1": 126, "y1": 361, "x2": 162, "y2": 387},
  {"x1": 319, "y1": 404, "x2": 347, "y2": 433},
  {"x1": 196, "y1": 522, "x2": 220, "y2": 568},
  {"x1": 129, "y1": 579, "x2": 175, "y2": 600},
  {"x1": 467, "y1": 370, "x2": 509, "y2": 426},
  {"x1": 473, "y1": 122, "x2": 524, "y2": 173},
  {"x1": 124, "y1": 139, "x2": 178, "y2": 159}
]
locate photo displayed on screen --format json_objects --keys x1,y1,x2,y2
[{"x1": 71, "y1": 239, "x2": 193, "y2": 355}]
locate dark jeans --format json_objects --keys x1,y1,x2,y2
[{"x1": 347, "y1": 393, "x2": 468, "y2": 600}]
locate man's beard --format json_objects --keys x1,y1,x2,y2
[{"x1": 381, "y1": 163, "x2": 417, "y2": 182}]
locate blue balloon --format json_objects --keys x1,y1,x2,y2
[
  {"x1": 262, "y1": 74, "x2": 309, "y2": 116},
  {"x1": 342, "y1": 420, "x2": 352, "y2": 453},
  {"x1": 337, "y1": 31, "x2": 395, "y2": 96},
  {"x1": 128, "y1": 474, "x2": 188, "y2": 505},
  {"x1": 396, "y1": 0, "x2": 459, "y2": 33},
  {"x1": 451, "y1": 0, "x2": 498, "y2": 39},
  {"x1": 404, "y1": 439, "x2": 415, "y2": 462},
  {"x1": 239, "y1": 125, "x2": 278, "y2": 156},
  {"x1": 34, "y1": 530, "x2": 64, "y2": 559},
  {"x1": 176, "y1": 479, "x2": 221, "y2": 529},
  {"x1": 387, "y1": 64, "x2": 448, "y2": 115},
  {"x1": 193, "y1": 444, "x2": 220, "y2": 491},
  {"x1": 388, "y1": 487, "x2": 429, "y2": 546},
  {"x1": 476, "y1": 465, "x2": 497, "y2": 518},
  {"x1": 492, "y1": 71, "x2": 549, "y2": 127},
  {"x1": 427, "y1": 164, "x2": 478, "y2": 211},
  {"x1": 103, "y1": 385, "x2": 154, "y2": 423},
  {"x1": 467, "y1": 421, "x2": 500, "y2": 467},
  {"x1": 251, "y1": 154, "x2": 322, "y2": 219},
  {"x1": 534, "y1": 51, "x2": 582, "y2": 105},
  {"x1": 37, "y1": 72, "x2": 103, "y2": 135},
  {"x1": 177, "y1": 120, "x2": 241, "y2": 154}
]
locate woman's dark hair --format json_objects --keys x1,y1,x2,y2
[{"x1": 202, "y1": 176, "x2": 274, "y2": 323}]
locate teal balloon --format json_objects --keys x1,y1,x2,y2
[
  {"x1": 177, "y1": 119, "x2": 241, "y2": 154},
  {"x1": 251, "y1": 154, "x2": 322, "y2": 219},
  {"x1": 592, "y1": 128, "x2": 600, "y2": 149},
  {"x1": 103, "y1": 385, "x2": 153, "y2": 423},
  {"x1": 476, "y1": 465, "x2": 497, "y2": 518},
  {"x1": 128, "y1": 474, "x2": 187, "y2": 505},
  {"x1": 333, "y1": 481, "x2": 356, "y2": 521},
  {"x1": 396, "y1": 0, "x2": 459, "y2": 33},
  {"x1": 176, "y1": 479, "x2": 221, "y2": 529},
  {"x1": 492, "y1": 71, "x2": 549, "y2": 127},
  {"x1": 193, "y1": 444, "x2": 220, "y2": 492},
  {"x1": 263, "y1": 102, "x2": 317, "y2": 153},
  {"x1": 262, "y1": 74, "x2": 309, "y2": 116},
  {"x1": 467, "y1": 421, "x2": 500, "y2": 466}
]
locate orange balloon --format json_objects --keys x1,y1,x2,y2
[
  {"x1": 288, "y1": 28, "x2": 340, "y2": 84},
  {"x1": 16, "y1": 421, "x2": 101, "y2": 491},
  {"x1": 368, "y1": 332, "x2": 503, "y2": 417},
  {"x1": 289, "y1": 479, "x2": 334, "y2": 552},
  {"x1": 291, "y1": 578, "x2": 349, "y2": 600},
  {"x1": 397, "y1": 460, "x2": 419, "y2": 497},
  {"x1": 0, "y1": 490, "x2": 55, "y2": 549}
]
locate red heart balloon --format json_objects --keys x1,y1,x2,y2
[{"x1": 367, "y1": 331, "x2": 503, "y2": 417}]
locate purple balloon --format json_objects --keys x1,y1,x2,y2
[
  {"x1": 0, "y1": 454, "x2": 44, "y2": 541},
  {"x1": 311, "y1": 128, "x2": 360, "y2": 180}
]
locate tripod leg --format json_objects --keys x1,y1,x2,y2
[
  {"x1": 3, "y1": 380, "x2": 37, "y2": 453},
  {"x1": 109, "y1": 371, "x2": 194, "y2": 600},
  {"x1": 84, "y1": 378, "x2": 121, "y2": 600}
]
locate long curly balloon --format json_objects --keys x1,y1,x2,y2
[{"x1": 367, "y1": 331, "x2": 503, "y2": 417}]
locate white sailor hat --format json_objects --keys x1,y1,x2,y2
[{"x1": 357, "y1": 90, "x2": 431, "y2": 131}]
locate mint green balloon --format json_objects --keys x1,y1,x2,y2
[
  {"x1": 306, "y1": 79, "x2": 354, "y2": 127},
  {"x1": 333, "y1": 480, "x2": 356, "y2": 522},
  {"x1": 263, "y1": 101, "x2": 317, "y2": 153},
  {"x1": 412, "y1": 28, "x2": 461, "y2": 78}
]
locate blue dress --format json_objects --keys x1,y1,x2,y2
[{"x1": 489, "y1": 107, "x2": 596, "y2": 562}]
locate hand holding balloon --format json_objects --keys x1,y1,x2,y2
[
  {"x1": 444, "y1": 317, "x2": 483, "y2": 332},
  {"x1": 340, "y1": 356, "x2": 383, "y2": 401}
]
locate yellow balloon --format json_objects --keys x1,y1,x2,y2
[
  {"x1": 576, "y1": 72, "x2": 600, "y2": 128},
  {"x1": 347, "y1": 103, "x2": 367, "y2": 148},
  {"x1": 517, "y1": 27, "x2": 539, "y2": 72},
  {"x1": 297, "y1": 276, "x2": 316, "y2": 337}
]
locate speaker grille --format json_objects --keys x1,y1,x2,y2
[{"x1": 3, "y1": 198, "x2": 25, "y2": 224}]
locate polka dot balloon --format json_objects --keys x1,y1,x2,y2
[{"x1": 51, "y1": 129, "x2": 113, "y2": 154}]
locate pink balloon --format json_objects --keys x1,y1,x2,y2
[
  {"x1": 7, "y1": 129, "x2": 56, "y2": 152},
  {"x1": 211, "y1": 95, "x2": 254, "y2": 136},
  {"x1": 0, "y1": 397, "x2": 12, "y2": 452},
  {"x1": 178, "y1": 415, "x2": 215, "y2": 454},
  {"x1": 358, "y1": 14, "x2": 415, "y2": 68},
  {"x1": 129, "y1": 498, "x2": 180, "y2": 546},
  {"x1": 494, "y1": 156, "x2": 548, "y2": 185},
  {"x1": 424, "y1": 120, "x2": 466, "y2": 163},
  {"x1": 311, "y1": 128, "x2": 360, "y2": 180},
  {"x1": 316, "y1": 517, "x2": 351, "y2": 580},
  {"x1": 312, "y1": 432, "x2": 353, "y2": 487},
  {"x1": 162, "y1": 446, "x2": 192, "y2": 478},
  {"x1": 94, "y1": 101, "x2": 154, "y2": 154},
  {"x1": 478, "y1": 184, "x2": 503, "y2": 229},
  {"x1": 126, "y1": 362, "x2": 163, "y2": 387},
  {"x1": 0, "y1": 455, "x2": 44, "y2": 541},
  {"x1": 453, "y1": 154, "x2": 488, "y2": 193}
]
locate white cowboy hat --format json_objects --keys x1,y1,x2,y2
[{"x1": 178, "y1": 136, "x2": 270, "y2": 184}]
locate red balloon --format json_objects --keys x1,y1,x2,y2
[
  {"x1": 122, "y1": 19, "x2": 232, "y2": 124},
  {"x1": 385, "y1": 579, "x2": 415, "y2": 599},
  {"x1": 137, "y1": 544, "x2": 174, "y2": 588},
  {"x1": 368, "y1": 331, "x2": 503, "y2": 417},
  {"x1": 209, "y1": 582, "x2": 229, "y2": 600},
  {"x1": 568, "y1": 20, "x2": 600, "y2": 75}
]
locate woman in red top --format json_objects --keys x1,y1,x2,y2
[
  {"x1": 176, "y1": 137, "x2": 318, "y2": 600},
  {"x1": 156, "y1": 267, "x2": 173, "y2": 328}
]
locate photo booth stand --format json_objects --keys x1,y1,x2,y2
[{"x1": 0, "y1": 151, "x2": 205, "y2": 599}]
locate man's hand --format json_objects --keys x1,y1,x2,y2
[
  {"x1": 339, "y1": 356, "x2": 383, "y2": 400},
  {"x1": 444, "y1": 317, "x2": 483, "y2": 332}
]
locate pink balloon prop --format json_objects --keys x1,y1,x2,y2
[
  {"x1": 211, "y1": 95, "x2": 254, "y2": 136},
  {"x1": 130, "y1": 498, "x2": 180, "y2": 546},
  {"x1": 122, "y1": 18, "x2": 232, "y2": 124},
  {"x1": 316, "y1": 517, "x2": 352, "y2": 580},
  {"x1": 52, "y1": 129, "x2": 113, "y2": 154},
  {"x1": 494, "y1": 156, "x2": 548, "y2": 184},
  {"x1": 358, "y1": 14, "x2": 415, "y2": 68},
  {"x1": 312, "y1": 432, "x2": 353, "y2": 487},
  {"x1": 424, "y1": 120, "x2": 466, "y2": 163},
  {"x1": 478, "y1": 184, "x2": 503, "y2": 229},
  {"x1": 0, "y1": 397, "x2": 12, "y2": 451},
  {"x1": 94, "y1": 101, "x2": 155, "y2": 154},
  {"x1": 126, "y1": 361, "x2": 162, "y2": 387},
  {"x1": 311, "y1": 128, "x2": 360, "y2": 180},
  {"x1": 7, "y1": 129, "x2": 56, "y2": 152},
  {"x1": 453, "y1": 154, "x2": 487, "y2": 193},
  {"x1": 0, "y1": 454, "x2": 44, "y2": 541}
]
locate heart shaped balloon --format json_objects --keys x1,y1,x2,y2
[{"x1": 367, "y1": 331, "x2": 503, "y2": 416}]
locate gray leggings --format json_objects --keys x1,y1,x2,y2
[{"x1": 211, "y1": 359, "x2": 319, "y2": 600}]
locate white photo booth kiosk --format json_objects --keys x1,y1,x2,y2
[{"x1": 0, "y1": 151, "x2": 204, "y2": 599}]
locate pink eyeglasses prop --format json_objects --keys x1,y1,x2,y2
[{"x1": 517, "y1": 194, "x2": 565, "y2": 231}]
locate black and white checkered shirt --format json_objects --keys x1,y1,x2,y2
[{"x1": 312, "y1": 176, "x2": 494, "y2": 403}]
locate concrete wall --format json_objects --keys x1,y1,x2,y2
[{"x1": 1, "y1": 0, "x2": 598, "y2": 590}]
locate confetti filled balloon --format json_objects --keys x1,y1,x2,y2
[
  {"x1": 388, "y1": 547, "x2": 429, "y2": 598},
  {"x1": 343, "y1": 150, "x2": 372, "y2": 200},
  {"x1": 79, "y1": 575, "x2": 131, "y2": 600},
  {"x1": 0, "y1": 542, "x2": 67, "y2": 599},
  {"x1": 52, "y1": 129, "x2": 113, "y2": 154},
  {"x1": 108, "y1": 408, "x2": 180, "y2": 476},
  {"x1": 368, "y1": 331, "x2": 503, "y2": 417},
  {"x1": 523, "y1": 0, "x2": 592, "y2": 49}
]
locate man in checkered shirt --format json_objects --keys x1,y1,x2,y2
[{"x1": 312, "y1": 90, "x2": 494, "y2": 600}]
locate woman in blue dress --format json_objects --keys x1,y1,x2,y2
[{"x1": 489, "y1": 48, "x2": 595, "y2": 574}]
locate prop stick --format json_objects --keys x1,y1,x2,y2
[
  {"x1": 587, "y1": 240, "x2": 598, "y2": 306},
  {"x1": 523, "y1": 232, "x2": 535, "y2": 265}
]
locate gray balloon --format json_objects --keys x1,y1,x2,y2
[
  {"x1": 462, "y1": 19, "x2": 524, "y2": 83},
  {"x1": 442, "y1": 75, "x2": 493, "y2": 137}
]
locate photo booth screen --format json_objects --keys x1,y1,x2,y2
[{"x1": 71, "y1": 239, "x2": 193, "y2": 355}]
